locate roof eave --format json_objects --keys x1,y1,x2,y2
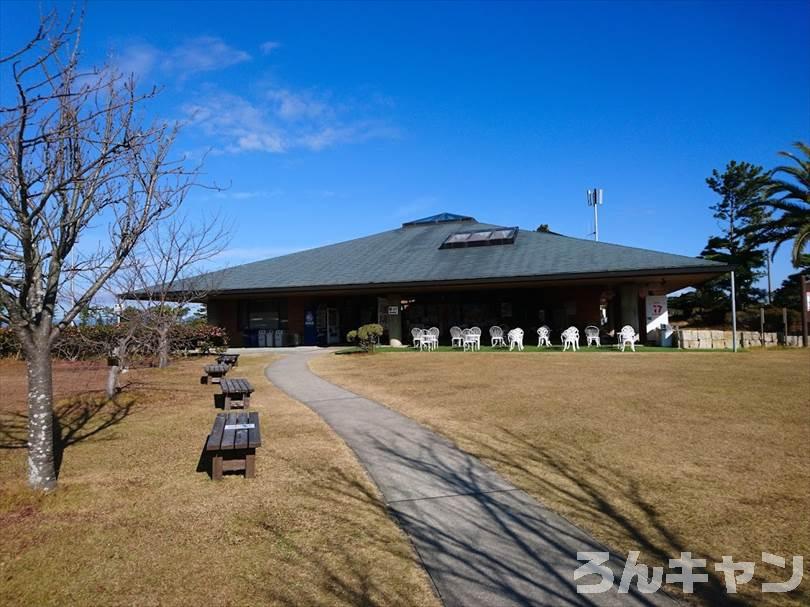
[{"x1": 187, "y1": 264, "x2": 730, "y2": 300}]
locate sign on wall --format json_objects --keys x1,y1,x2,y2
[
  {"x1": 645, "y1": 295, "x2": 668, "y2": 335},
  {"x1": 388, "y1": 305, "x2": 399, "y2": 315}
]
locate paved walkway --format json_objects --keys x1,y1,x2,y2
[{"x1": 265, "y1": 349, "x2": 676, "y2": 607}]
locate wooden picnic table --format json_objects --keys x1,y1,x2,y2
[
  {"x1": 219, "y1": 378, "x2": 254, "y2": 410},
  {"x1": 206, "y1": 411, "x2": 261, "y2": 480},
  {"x1": 202, "y1": 363, "x2": 229, "y2": 384},
  {"x1": 217, "y1": 353, "x2": 240, "y2": 367}
]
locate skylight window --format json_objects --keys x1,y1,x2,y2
[
  {"x1": 445, "y1": 232, "x2": 472, "y2": 244},
  {"x1": 440, "y1": 227, "x2": 518, "y2": 249}
]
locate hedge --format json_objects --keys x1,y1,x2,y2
[{"x1": 0, "y1": 322, "x2": 228, "y2": 360}]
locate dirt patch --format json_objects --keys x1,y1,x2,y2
[{"x1": 0, "y1": 359, "x2": 109, "y2": 413}]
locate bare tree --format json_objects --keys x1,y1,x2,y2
[
  {"x1": 122, "y1": 213, "x2": 228, "y2": 368},
  {"x1": 0, "y1": 12, "x2": 201, "y2": 490},
  {"x1": 96, "y1": 290, "x2": 149, "y2": 399}
]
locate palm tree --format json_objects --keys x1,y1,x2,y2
[{"x1": 760, "y1": 141, "x2": 810, "y2": 267}]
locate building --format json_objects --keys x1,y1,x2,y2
[{"x1": 187, "y1": 213, "x2": 727, "y2": 347}]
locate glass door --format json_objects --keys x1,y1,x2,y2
[{"x1": 327, "y1": 307, "x2": 340, "y2": 345}]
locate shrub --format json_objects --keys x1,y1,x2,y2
[
  {"x1": 355, "y1": 323, "x2": 384, "y2": 353},
  {"x1": 169, "y1": 322, "x2": 228, "y2": 355},
  {"x1": 0, "y1": 328, "x2": 21, "y2": 358},
  {"x1": 0, "y1": 322, "x2": 228, "y2": 360}
]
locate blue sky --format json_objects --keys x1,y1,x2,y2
[{"x1": 2, "y1": 0, "x2": 809, "y2": 288}]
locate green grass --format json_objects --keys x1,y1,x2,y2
[{"x1": 373, "y1": 344, "x2": 745, "y2": 353}]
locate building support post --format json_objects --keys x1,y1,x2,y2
[
  {"x1": 802, "y1": 274, "x2": 808, "y2": 348},
  {"x1": 385, "y1": 294, "x2": 403, "y2": 345},
  {"x1": 619, "y1": 285, "x2": 639, "y2": 332},
  {"x1": 730, "y1": 270, "x2": 738, "y2": 352}
]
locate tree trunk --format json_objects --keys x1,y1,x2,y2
[
  {"x1": 106, "y1": 365, "x2": 121, "y2": 399},
  {"x1": 158, "y1": 327, "x2": 170, "y2": 368},
  {"x1": 106, "y1": 335, "x2": 129, "y2": 398},
  {"x1": 24, "y1": 337, "x2": 58, "y2": 491}
]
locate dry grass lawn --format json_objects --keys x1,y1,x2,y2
[
  {"x1": 312, "y1": 349, "x2": 810, "y2": 606},
  {"x1": 0, "y1": 355, "x2": 439, "y2": 607}
]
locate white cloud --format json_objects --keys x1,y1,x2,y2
[
  {"x1": 260, "y1": 40, "x2": 281, "y2": 54},
  {"x1": 112, "y1": 36, "x2": 250, "y2": 81},
  {"x1": 296, "y1": 121, "x2": 400, "y2": 150},
  {"x1": 295, "y1": 125, "x2": 360, "y2": 150},
  {"x1": 183, "y1": 92, "x2": 286, "y2": 153},
  {"x1": 182, "y1": 85, "x2": 398, "y2": 154},
  {"x1": 214, "y1": 189, "x2": 284, "y2": 200},
  {"x1": 165, "y1": 36, "x2": 251, "y2": 75},
  {"x1": 267, "y1": 88, "x2": 330, "y2": 121},
  {"x1": 115, "y1": 43, "x2": 160, "y2": 78}
]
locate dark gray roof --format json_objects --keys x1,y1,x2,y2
[{"x1": 183, "y1": 213, "x2": 726, "y2": 294}]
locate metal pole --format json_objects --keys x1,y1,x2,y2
[
  {"x1": 730, "y1": 270, "x2": 738, "y2": 352},
  {"x1": 760, "y1": 306, "x2": 765, "y2": 348},
  {"x1": 766, "y1": 255, "x2": 772, "y2": 304},
  {"x1": 782, "y1": 306, "x2": 788, "y2": 346},
  {"x1": 593, "y1": 202, "x2": 599, "y2": 242},
  {"x1": 802, "y1": 274, "x2": 808, "y2": 347}
]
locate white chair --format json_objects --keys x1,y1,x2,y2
[
  {"x1": 562, "y1": 326, "x2": 579, "y2": 351},
  {"x1": 470, "y1": 326, "x2": 482, "y2": 350},
  {"x1": 428, "y1": 326, "x2": 440, "y2": 350},
  {"x1": 462, "y1": 328, "x2": 476, "y2": 351},
  {"x1": 489, "y1": 326, "x2": 505, "y2": 348},
  {"x1": 508, "y1": 328, "x2": 524, "y2": 351},
  {"x1": 418, "y1": 329, "x2": 431, "y2": 351},
  {"x1": 537, "y1": 325, "x2": 551, "y2": 348},
  {"x1": 619, "y1": 325, "x2": 637, "y2": 352},
  {"x1": 411, "y1": 327, "x2": 423, "y2": 349},
  {"x1": 584, "y1": 325, "x2": 601, "y2": 347},
  {"x1": 450, "y1": 326, "x2": 464, "y2": 348}
]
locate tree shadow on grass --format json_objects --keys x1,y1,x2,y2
[
  {"x1": 0, "y1": 394, "x2": 136, "y2": 478},
  {"x1": 248, "y1": 460, "x2": 437, "y2": 607},
  {"x1": 253, "y1": 433, "x2": 673, "y2": 607},
  {"x1": 261, "y1": 418, "x2": 806, "y2": 607},
  {"x1": 360, "y1": 428, "x2": 672, "y2": 607},
  {"x1": 444, "y1": 425, "x2": 804, "y2": 606}
]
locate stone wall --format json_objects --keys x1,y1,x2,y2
[{"x1": 674, "y1": 329, "x2": 805, "y2": 349}]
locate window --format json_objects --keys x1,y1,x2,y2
[
  {"x1": 240, "y1": 299, "x2": 288, "y2": 330},
  {"x1": 439, "y1": 227, "x2": 518, "y2": 249},
  {"x1": 445, "y1": 232, "x2": 472, "y2": 244}
]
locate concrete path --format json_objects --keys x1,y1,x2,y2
[{"x1": 265, "y1": 349, "x2": 676, "y2": 607}]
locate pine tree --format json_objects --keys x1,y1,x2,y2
[{"x1": 699, "y1": 161, "x2": 772, "y2": 308}]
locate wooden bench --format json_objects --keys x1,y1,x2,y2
[
  {"x1": 219, "y1": 378, "x2": 254, "y2": 410},
  {"x1": 202, "y1": 363, "x2": 229, "y2": 384},
  {"x1": 206, "y1": 411, "x2": 261, "y2": 480},
  {"x1": 217, "y1": 353, "x2": 240, "y2": 367}
]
